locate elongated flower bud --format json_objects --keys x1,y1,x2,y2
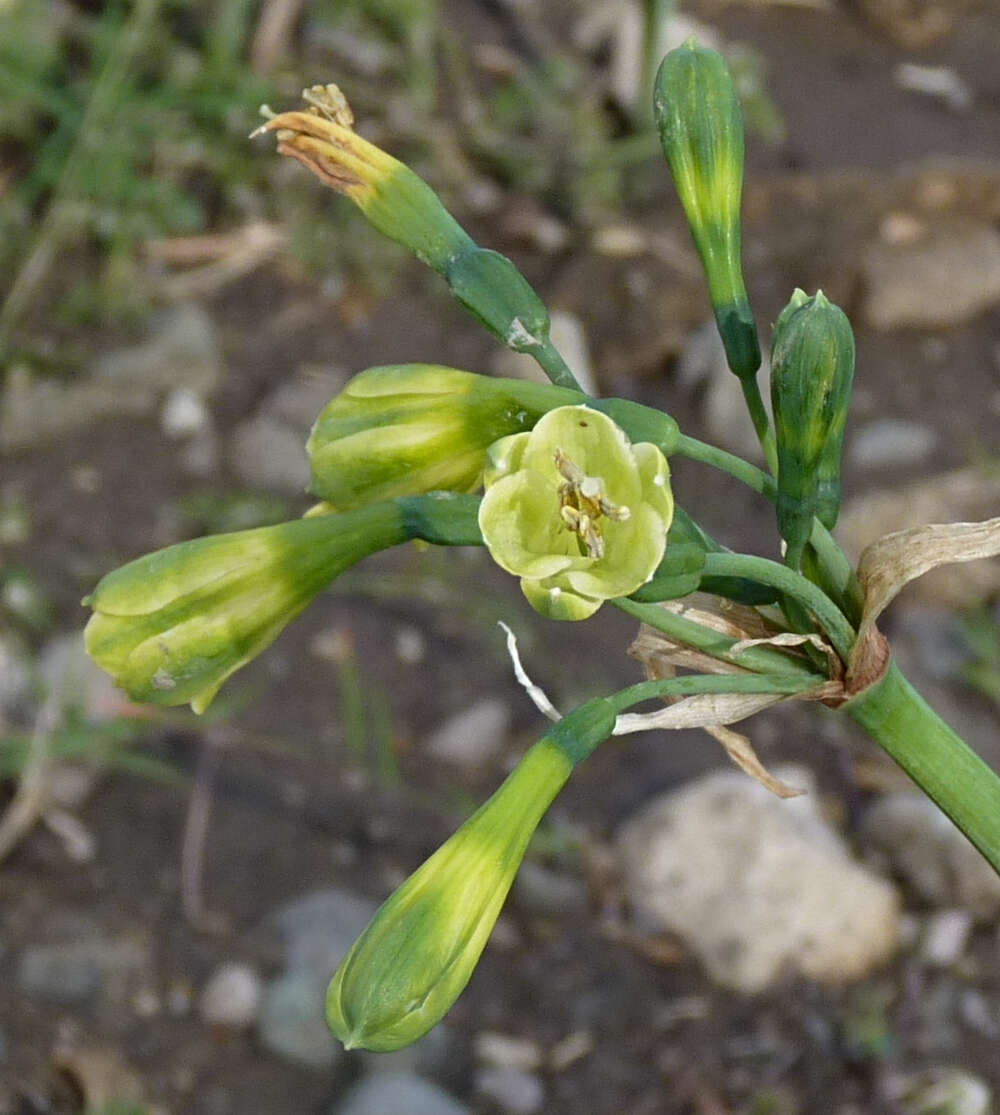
[
  {"x1": 260, "y1": 88, "x2": 557, "y2": 362},
  {"x1": 260, "y1": 85, "x2": 474, "y2": 273},
  {"x1": 84, "y1": 506, "x2": 407, "y2": 713},
  {"x1": 654, "y1": 41, "x2": 760, "y2": 380},
  {"x1": 308, "y1": 365, "x2": 582, "y2": 510},
  {"x1": 770, "y1": 290, "x2": 855, "y2": 560},
  {"x1": 326, "y1": 699, "x2": 617, "y2": 1051}
]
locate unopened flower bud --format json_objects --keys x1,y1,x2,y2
[
  {"x1": 326, "y1": 699, "x2": 617, "y2": 1051},
  {"x1": 770, "y1": 289, "x2": 855, "y2": 559},
  {"x1": 654, "y1": 41, "x2": 760, "y2": 379},
  {"x1": 308, "y1": 365, "x2": 582, "y2": 510},
  {"x1": 84, "y1": 506, "x2": 405, "y2": 713}
]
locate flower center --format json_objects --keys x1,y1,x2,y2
[{"x1": 554, "y1": 449, "x2": 630, "y2": 560}]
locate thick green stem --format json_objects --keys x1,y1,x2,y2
[
  {"x1": 849, "y1": 662, "x2": 1000, "y2": 875},
  {"x1": 701, "y1": 551, "x2": 855, "y2": 661},
  {"x1": 612, "y1": 597, "x2": 825, "y2": 681}
]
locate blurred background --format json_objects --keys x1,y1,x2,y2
[{"x1": 1, "y1": 1, "x2": 999, "y2": 1112}]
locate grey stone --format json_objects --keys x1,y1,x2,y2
[
  {"x1": 228, "y1": 415, "x2": 310, "y2": 495},
  {"x1": 863, "y1": 793, "x2": 1000, "y2": 920},
  {"x1": 269, "y1": 887, "x2": 378, "y2": 982},
  {"x1": 331, "y1": 1072, "x2": 471, "y2": 1115},
  {"x1": 677, "y1": 320, "x2": 772, "y2": 464},
  {"x1": 356, "y1": 1023, "x2": 456, "y2": 1081},
  {"x1": 919, "y1": 909, "x2": 973, "y2": 967},
  {"x1": 837, "y1": 466, "x2": 1000, "y2": 609},
  {"x1": 199, "y1": 962, "x2": 263, "y2": 1028},
  {"x1": 617, "y1": 766, "x2": 900, "y2": 992},
  {"x1": 890, "y1": 606, "x2": 972, "y2": 683},
  {"x1": 513, "y1": 861, "x2": 588, "y2": 918},
  {"x1": 424, "y1": 698, "x2": 511, "y2": 769},
  {"x1": 891, "y1": 1068, "x2": 993, "y2": 1115},
  {"x1": 264, "y1": 366, "x2": 348, "y2": 428},
  {"x1": 475, "y1": 1067, "x2": 545, "y2": 1115},
  {"x1": 162, "y1": 386, "x2": 211, "y2": 438},
  {"x1": 849, "y1": 419, "x2": 937, "y2": 471},
  {"x1": 258, "y1": 969, "x2": 341, "y2": 1070},
  {"x1": 1, "y1": 305, "x2": 221, "y2": 449},
  {"x1": 863, "y1": 220, "x2": 1000, "y2": 330},
  {"x1": 17, "y1": 936, "x2": 145, "y2": 1003}
]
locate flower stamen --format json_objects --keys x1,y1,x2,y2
[{"x1": 554, "y1": 448, "x2": 630, "y2": 559}]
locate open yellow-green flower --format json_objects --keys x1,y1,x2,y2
[{"x1": 479, "y1": 406, "x2": 673, "y2": 620}]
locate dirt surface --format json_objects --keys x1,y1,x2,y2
[{"x1": 2, "y1": 2, "x2": 1000, "y2": 1113}]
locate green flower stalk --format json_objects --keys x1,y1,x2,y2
[
  {"x1": 654, "y1": 41, "x2": 760, "y2": 381},
  {"x1": 308, "y1": 365, "x2": 582, "y2": 510},
  {"x1": 479, "y1": 406, "x2": 673, "y2": 620},
  {"x1": 327, "y1": 699, "x2": 617, "y2": 1051},
  {"x1": 84, "y1": 505, "x2": 423, "y2": 714},
  {"x1": 770, "y1": 290, "x2": 855, "y2": 564}
]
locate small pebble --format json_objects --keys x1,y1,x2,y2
[
  {"x1": 920, "y1": 909, "x2": 973, "y2": 968},
  {"x1": 475, "y1": 1067, "x2": 545, "y2": 1115},
  {"x1": 849, "y1": 420, "x2": 937, "y2": 471},
  {"x1": 162, "y1": 387, "x2": 210, "y2": 438},
  {"x1": 199, "y1": 962, "x2": 263, "y2": 1028},
  {"x1": 330, "y1": 1072, "x2": 471, "y2": 1115},
  {"x1": 258, "y1": 970, "x2": 340, "y2": 1070},
  {"x1": 424, "y1": 699, "x2": 511, "y2": 769},
  {"x1": 473, "y1": 1032, "x2": 543, "y2": 1072}
]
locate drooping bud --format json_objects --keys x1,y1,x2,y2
[
  {"x1": 654, "y1": 41, "x2": 760, "y2": 380},
  {"x1": 307, "y1": 365, "x2": 582, "y2": 510},
  {"x1": 84, "y1": 506, "x2": 406, "y2": 713},
  {"x1": 326, "y1": 699, "x2": 617, "y2": 1051},
  {"x1": 259, "y1": 85, "x2": 474, "y2": 273},
  {"x1": 770, "y1": 290, "x2": 855, "y2": 560}
]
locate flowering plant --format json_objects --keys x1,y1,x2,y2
[{"x1": 84, "y1": 45, "x2": 1000, "y2": 1051}]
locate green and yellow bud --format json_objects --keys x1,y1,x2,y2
[
  {"x1": 770, "y1": 289, "x2": 855, "y2": 559},
  {"x1": 326, "y1": 699, "x2": 617, "y2": 1051},
  {"x1": 654, "y1": 41, "x2": 760, "y2": 380},
  {"x1": 479, "y1": 406, "x2": 673, "y2": 620},
  {"x1": 84, "y1": 506, "x2": 404, "y2": 713},
  {"x1": 308, "y1": 365, "x2": 582, "y2": 510},
  {"x1": 261, "y1": 85, "x2": 474, "y2": 273}
]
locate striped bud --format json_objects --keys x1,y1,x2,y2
[
  {"x1": 308, "y1": 365, "x2": 582, "y2": 510},
  {"x1": 654, "y1": 41, "x2": 760, "y2": 380},
  {"x1": 770, "y1": 290, "x2": 855, "y2": 560}
]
